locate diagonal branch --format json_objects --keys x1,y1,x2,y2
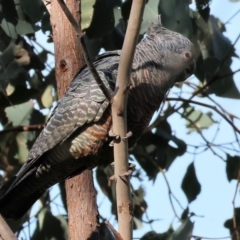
[{"x1": 55, "y1": 0, "x2": 112, "y2": 101}]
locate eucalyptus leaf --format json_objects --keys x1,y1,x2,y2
[
  {"x1": 202, "y1": 57, "x2": 240, "y2": 99},
  {"x1": 181, "y1": 162, "x2": 201, "y2": 203},
  {"x1": 19, "y1": 0, "x2": 44, "y2": 22},
  {"x1": 41, "y1": 84, "x2": 53, "y2": 108},
  {"x1": 31, "y1": 208, "x2": 68, "y2": 240},
  {"x1": 158, "y1": 0, "x2": 192, "y2": 38},
  {"x1": 168, "y1": 219, "x2": 194, "y2": 240},
  {"x1": 226, "y1": 154, "x2": 240, "y2": 181},
  {"x1": 182, "y1": 105, "x2": 216, "y2": 133}
]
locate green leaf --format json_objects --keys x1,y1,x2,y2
[
  {"x1": 209, "y1": 16, "x2": 238, "y2": 62},
  {"x1": 202, "y1": 57, "x2": 240, "y2": 99},
  {"x1": 84, "y1": 0, "x2": 115, "y2": 39},
  {"x1": 41, "y1": 12, "x2": 51, "y2": 33},
  {"x1": 0, "y1": 0, "x2": 18, "y2": 25},
  {"x1": 0, "y1": 87, "x2": 39, "y2": 108},
  {"x1": 140, "y1": 228, "x2": 174, "y2": 240},
  {"x1": 181, "y1": 207, "x2": 189, "y2": 220},
  {"x1": 41, "y1": 84, "x2": 53, "y2": 108},
  {"x1": 19, "y1": 0, "x2": 44, "y2": 22},
  {"x1": 182, "y1": 105, "x2": 216, "y2": 133},
  {"x1": 1, "y1": 19, "x2": 36, "y2": 39},
  {"x1": 0, "y1": 41, "x2": 31, "y2": 85},
  {"x1": 31, "y1": 208, "x2": 68, "y2": 240},
  {"x1": 132, "y1": 187, "x2": 147, "y2": 229},
  {"x1": 5, "y1": 101, "x2": 33, "y2": 163},
  {"x1": 133, "y1": 119, "x2": 187, "y2": 180},
  {"x1": 158, "y1": 0, "x2": 192, "y2": 38},
  {"x1": 226, "y1": 154, "x2": 240, "y2": 181},
  {"x1": 96, "y1": 166, "x2": 116, "y2": 214},
  {"x1": 140, "y1": 0, "x2": 159, "y2": 34},
  {"x1": 181, "y1": 162, "x2": 201, "y2": 203},
  {"x1": 4, "y1": 101, "x2": 44, "y2": 164},
  {"x1": 168, "y1": 219, "x2": 194, "y2": 240},
  {"x1": 224, "y1": 208, "x2": 240, "y2": 236},
  {"x1": 5, "y1": 101, "x2": 33, "y2": 126},
  {"x1": 81, "y1": 0, "x2": 96, "y2": 30}
]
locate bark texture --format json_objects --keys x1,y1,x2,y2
[{"x1": 51, "y1": 0, "x2": 99, "y2": 239}]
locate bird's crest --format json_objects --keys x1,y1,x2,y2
[{"x1": 147, "y1": 15, "x2": 164, "y2": 35}]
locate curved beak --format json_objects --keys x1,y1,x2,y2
[{"x1": 176, "y1": 59, "x2": 196, "y2": 82}]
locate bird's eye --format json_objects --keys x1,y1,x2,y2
[{"x1": 184, "y1": 52, "x2": 191, "y2": 59}]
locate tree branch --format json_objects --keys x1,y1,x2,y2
[
  {"x1": 0, "y1": 215, "x2": 18, "y2": 240},
  {"x1": 55, "y1": 0, "x2": 112, "y2": 101},
  {"x1": 111, "y1": 1, "x2": 145, "y2": 239}
]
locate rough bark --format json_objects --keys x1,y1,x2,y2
[{"x1": 50, "y1": 0, "x2": 99, "y2": 239}]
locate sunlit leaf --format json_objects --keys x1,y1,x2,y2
[
  {"x1": 140, "y1": 228, "x2": 173, "y2": 240},
  {"x1": 41, "y1": 85, "x2": 53, "y2": 108},
  {"x1": 5, "y1": 101, "x2": 33, "y2": 126},
  {"x1": 182, "y1": 105, "x2": 216, "y2": 133},
  {"x1": 169, "y1": 219, "x2": 194, "y2": 240},
  {"x1": 140, "y1": 0, "x2": 159, "y2": 34},
  {"x1": 81, "y1": 0, "x2": 95, "y2": 30}
]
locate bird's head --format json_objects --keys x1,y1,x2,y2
[{"x1": 147, "y1": 16, "x2": 196, "y2": 83}]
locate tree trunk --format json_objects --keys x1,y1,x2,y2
[{"x1": 50, "y1": 0, "x2": 99, "y2": 239}]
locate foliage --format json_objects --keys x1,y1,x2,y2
[{"x1": 0, "y1": 0, "x2": 240, "y2": 239}]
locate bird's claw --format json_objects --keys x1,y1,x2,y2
[
  {"x1": 109, "y1": 175, "x2": 117, "y2": 181},
  {"x1": 122, "y1": 131, "x2": 132, "y2": 139},
  {"x1": 109, "y1": 163, "x2": 136, "y2": 178},
  {"x1": 120, "y1": 163, "x2": 135, "y2": 177},
  {"x1": 108, "y1": 130, "x2": 132, "y2": 146},
  {"x1": 120, "y1": 163, "x2": 136, "y2": 178}
]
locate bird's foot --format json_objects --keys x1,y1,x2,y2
[
  {"x1": 122, "y1": 131, "x2": 132, "y2": 139},
  {"x1": 109, "y1": 175, "x2": 117, "y2": 181},
  {"x1": 108, "y1": 130, "x2": 132, "y2": 146},
  {"x1": 109, "y1": 163, "x2": 136, "y2": 180},
  {"x1": 120, "y1": 163, "x2": 136, "y2": 178}
]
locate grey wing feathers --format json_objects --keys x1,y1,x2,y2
[{"x1": 28, "y1": 51, "x2": 120, "y2": 160}]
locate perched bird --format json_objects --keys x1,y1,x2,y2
[{"x1": 0, "y1": 18, "x2": 196, "y2": 219}]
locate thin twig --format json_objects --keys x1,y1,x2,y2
[
  {"x1": 158, "y1": 167, "x2": 181, "y2": 220},
  {"x1": 55, "y1": 0, "x2": 112, "y2": 101},
  {"x1": 225, "y1": 8, "x2": 240, "y2": 24},
  {"x1": 232, "y1": 167, "x2": 240, "y2": 240},
  {"x1": 0, "y1": 124, "x2": 45, "y2": 135},
  {"x1": 176, "y1": 110, "x2": 225, "y2": 161},
  {"x1": 167, "y1": 97, "x2": 240, "y2": 134},
  {"x1": 32, "y1": 39, "x2": 55, "y2": 56}
]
